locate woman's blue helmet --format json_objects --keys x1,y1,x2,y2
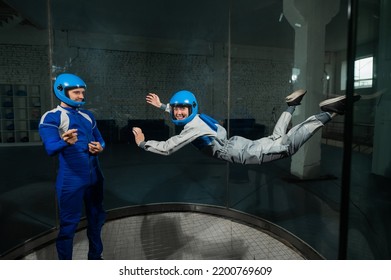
[
  {"x1": 169, "y1": 90, "x2": 198, "y2": 126},
  {"x1": 53, "y1": 73, "x2": 86, "y2": 107}
]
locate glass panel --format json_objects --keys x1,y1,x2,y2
[
  {"x1": 48, "y1": 0, "x2": 230, "y2": 218},
  {"x1": 0, "y1": 0, "x2": 56, "y2": 256},
  {"x1": 348, "y1": 0, "x2": 391, "y2": 259},
  {"x1": 229, "y1": 0, "x2": 353, "y2": 259}
]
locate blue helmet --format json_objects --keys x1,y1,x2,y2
[
  {"x1": 169, "y1": 90, "x2": 198, "y2": 126},
  {"x1": 53, "y1": 73, "x2": 86, "y2": 107}
]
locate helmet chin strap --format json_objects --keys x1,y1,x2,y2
[{"x1": 62, "y1": 98, "x2": 85, "y2": 108}]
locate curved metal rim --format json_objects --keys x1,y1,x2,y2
[{"x1": 1, "y1": 203, "x2": 325, "y2": 260}]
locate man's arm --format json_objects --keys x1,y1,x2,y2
[
  {"x1": 90, "y1": 122, "x2": 105, "y2": 154},
  {"x1": 39, "y1": 124, "x2": 76, "y2": 156},
  {"x1": 132, "y1": 127, "x2": 145, "y2": 146},
  {"x1": 133, "y1": 117, "x2": 208, "y2": 156},
  {"x1": 146, "y1": 93, "x2": 170, "y2": 112},
  {"x1": 39, "y1": 112, "x2": 77, "y2": 156}
]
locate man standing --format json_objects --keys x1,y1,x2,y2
[{"x1": 39, "y1": 73, "x2": 106, "y2": 260}]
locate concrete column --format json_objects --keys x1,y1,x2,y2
[
  {"x1": 372, "y1": 0, "x2": 391, "y2": 178},
  {"x1": 283, "y1": 0, "x2": 340, "y2": 179},
  {"x1": 52, "y1": 30, "x2": 78, "y2": 73}
]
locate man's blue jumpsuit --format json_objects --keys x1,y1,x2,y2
[{"x1": 39, "y1": 105, "x2": 106, "y2": 260}]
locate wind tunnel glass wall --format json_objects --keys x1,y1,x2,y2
[
  {"x1": 0, "y1": 0, "x2": 57, "y2": 257},
  {"x1": 50, "y1": 0, "x2": 230, "y2": 209},
  {"x1": 1, "y1": 0, "x2": 389, "y2": 260},
  {"x1": 346, "y1": 0, "x2": 391, "y2": 259},
  {"x1": 228, "y1": 0, "x2": 349, "y2": 260}
]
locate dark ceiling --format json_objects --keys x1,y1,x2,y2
[{"x1": 1, "y1": 0, "x2": 380, "y2": 52}]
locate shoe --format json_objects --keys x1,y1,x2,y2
[
  {"x1": 88, "y1": 256, "x2": 104, "y2": 260},
  {"x1": 319, "y1": 94, "x2": 361, "y2": 115},
  {"x1": 285, "y1": 89, "x2": 307, "y2": 106}
]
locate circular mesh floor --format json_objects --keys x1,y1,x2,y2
[{"x1": 23, "y1": 212, "x2": 305, "y2": 260}]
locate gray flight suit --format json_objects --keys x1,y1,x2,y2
[{"x1": 138, "y1": 105, "x2": 325, "y2": 165}]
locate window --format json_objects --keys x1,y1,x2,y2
[
  {"x1": 340, "y1": 56, "x2": 374, "y2": 90},
  {"x1": 354, "y1": 56, "x2": 373, "y2": 88}
]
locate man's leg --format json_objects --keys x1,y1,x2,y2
[
  {"x1": 270, "y1": 89, "x2": 307, "y2": 139},
  {"x1": 285, "y1": 115, "x2": 325, "y2": 155},
  {"x1": 286, "y1": 94, "x2": 361, "y2": 155},
  {"x1": 56, "y1": 185, "x2": 84, "y2": 260},
  {"x1": 84, "y1": 181, "x2": 106, "y2": 260}
]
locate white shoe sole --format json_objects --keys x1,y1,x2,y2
[
  {"x1": 285, "y1": 89, "x2": 307, "y2": 104},
  {"x1": 319, "y1": 95, "x2": 346, "y2": 107}
]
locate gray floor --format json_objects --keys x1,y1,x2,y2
[{"x1": 22, "y1": 212, "x2": 304, "y2": 260}]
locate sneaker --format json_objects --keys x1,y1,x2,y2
[
  {"x1": 319, "y1": 94, "x2": 361, "y2": 115},
  {"x1": 285, "y1": 89, "x2": 307, "y2": 106}
]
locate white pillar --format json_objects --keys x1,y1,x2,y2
[{"x1": 283, "y1": 0, "x2": 340, "y2": 179}]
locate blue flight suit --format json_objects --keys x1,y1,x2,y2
[{"x1": 39, "y1": 105, "x2": 106, "y2": 260}]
